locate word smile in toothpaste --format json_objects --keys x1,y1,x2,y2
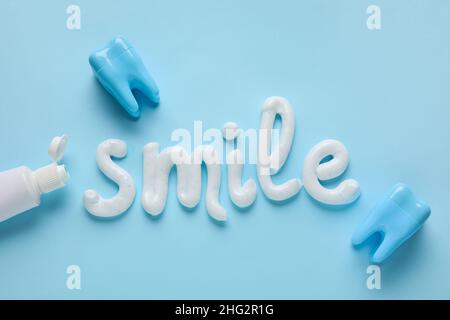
[{"x1": 83, "y1": 96, "x2": 361, "y2": 220}]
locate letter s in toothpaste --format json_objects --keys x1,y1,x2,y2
[{"x1": 83, "y1": 139, "x2": 136, "y2": 218}]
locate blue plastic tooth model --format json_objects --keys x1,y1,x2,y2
[
  {"x1": 89, "y1": 37, "x2": 160, "y2": 118},
  {"x1": 352, "y1": 183, "x2": 431, "y2": 264}
]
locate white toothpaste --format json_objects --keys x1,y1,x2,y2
[
  {"x1": 257, "y1": 96, "x2": 302, "y2": 201},
  {"x1": 83, "y1": 139, "x2": 136, "y2": 218},
  {"x1": 222, "y1": 122, "x2": 257, "y2": 208},
  {"x1": 83, "y1": 96, "x2": 360, "y2": 220},
  {"x1": 141, "y1": 143, "x2": 226, "y2": 221},
  {"x1": 302, "y1": 139, "x2": 360, "y2": 205}
]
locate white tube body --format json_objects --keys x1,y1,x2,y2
[{"x1": 0, "y1": 166, "x2": 41, "y2": 222}]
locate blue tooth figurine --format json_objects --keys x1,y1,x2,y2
[
  {"x1": 352, "y1": 183, "x2": 431, "y2": 264},
  {"x1": 89, "y1": 37, "x2": 160, "y2": 118}
]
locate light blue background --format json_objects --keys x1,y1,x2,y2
[{"x1": 0, "y1": 0, "x2": 449, "y2": 299}]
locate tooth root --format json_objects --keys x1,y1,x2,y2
[
  {"x1": 89, "y1": 37, "x2": 159, "y2": 118},
  {"x1": 352, "y1": 183, "x2": 431, "y2": 263},
  {"x1": 107, "y1": 80, "x2": 140, "y2": 118},
  {"x1": 351, "y1": 217, "x2": 379, "y2": 246},
  {"x1": 372, "y1": 234, "x2": 400, "y2": 264},
  {"x1": 131, "y1": 74, "x2": 160, "y2": 104}
]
